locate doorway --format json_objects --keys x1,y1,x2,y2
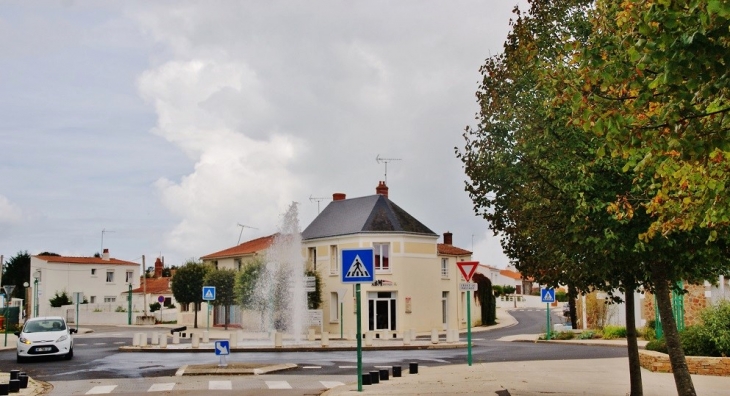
[
  {"x1": 368, "y1": 292, "x2": 396, "y2": 331},
  {"x1": 442, "y1": 291, "x2": 449, "y2": 330}
]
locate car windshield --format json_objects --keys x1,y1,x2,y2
[{"x1": 23, "y1": 320, "x2": 66, "y2": 333}]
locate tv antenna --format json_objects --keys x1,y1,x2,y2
[
  {"x1": 376, "y1": 154, "x2": 402, "y2": 185},
  {"x1": 309, "y1": 195, "x2": 331, "y2": 214},
  {"x1": 101, "y1": 229, "x2": 115, "y2": 255},
  {"x1": 237, "y1": 224, "x2": 258, "y2": 245}
]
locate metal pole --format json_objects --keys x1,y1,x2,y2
[
  {"x1": 340, "y1": 302, "x2": 343, "y2": 339},
  {"x1": 76, "y1": 297, "x2": 79, "y2": 331},
  {"x1": 34, "y1": 279, "x2": 38, "y2": 317},
  {"x1": 207, "y1": 304, "x2": 211, "y2": 332},
  {"x1": 128, "y1": 284, "x2": 132, "y2": 325},
  {"x1": 356, "y1": 283, "x2": 362, "y2": 392},
  {"x1": 546, "y1": 303, "x2": 551, "y2": 340},
  {"x1": 4, "y1": 303, "x2": 8, "y2": 347},
  {"x1": 467, "y1": 290, "x2": 472, "y2": 366}
]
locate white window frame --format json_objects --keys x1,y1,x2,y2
[
  {"x1": 106, "y1": 270, "x2": 115, "y2": 283},
  {"x1": 104, "y1": 296, "x2": 116, "y2": 303},
  {"x1": 330, "y1": 245, "x2": 339, "y2": 275},
  {"x1": 330, "y1": 292, "x2": 340, "y2": 323},
  {"x1": 125, "y1": 270, "x2": 134, "y2": 283},
  {"x1": 235, "y1": 259, "x2": 242, "y2": 271},
  {"x1": 441, "y1": 258, "x2": 449, "y2": 278},
  {"x1": 373, "y1": 243, "x2": 390, "y2": 272},
  {"x1": 89, "y1": 296, "x2": 96, "y2": 304}
]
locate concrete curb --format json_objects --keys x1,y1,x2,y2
[{"x1": 176, "y1": 363, "x2": 298, "y2": 376}]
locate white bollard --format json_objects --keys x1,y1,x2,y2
[
  {"x1": 274, "y1": 331, "x2": 283, "y2": 348},
  {"x1": 308, "y1": 328, "x2": 316, "y2": 341},
  {"x1": 151, "y1": 332, "x2": 159, "y2": 345},
  {"x1": 140, "y1": 333, "x2": 148, "y2": 347},
  {"x1": 202, "y1": 331, "x2": 210, "y2": 343},
  {"x1": 192, "y1": 333, "x2": 200, "y2": 348},
  {"x1": 365, "y1": 331, "x2": 373, "y2": 347},
  {"x1": 321, "y1": 332, "x2": 329, "y2": 347},
  {"x1": 403, "y1": 331, "x2": 411, "y2": 346},
  {"x1": 410, "y1": 329, "x2": 417, "y2": 341},
  {"x1": 132, "y1": 333, "x2": 140, "y2": 346},
  {"x1": 431, "y1": 329, "x2": 439, "y2": 344},
  {"x1": 159, "y1": 334, "x2": 168, "y2": 348},
  {"x1": 172, "y1": 333, "x2": 180, "y2": 344}
]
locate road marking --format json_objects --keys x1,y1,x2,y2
[
  {"x1": 302, "y1": 366, "x2": 321, "y2": 369},
  {"x1": 85, "y1": 385, "x2": 117, "y2": 394},
  {"x1": 148, "y1": 383, "x2": 175, "y2": 392},
  {"x1": 209, "y1": 380, "x2": 231, "y2": 390},
  {"x1": 339, "y1": 366, "x2": 357, "y2": 369},
  {"x1": 76, "y1": 343, "x2": 87, "y2": 346},
  {"x1": 266, "y1": 381, "x2": 292, "y2": 389},
  {"x1": 320, "y1": 381, "x2": 345, "y2": 389},
  {"x1": 93, "y1": 343, "x2": 106, "y2": 345},
  {"x1": 113, "y1": 341, "x2": 126, "y2": 345}
]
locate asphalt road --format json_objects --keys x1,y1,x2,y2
[{"x1": 0, "y1": 309, "x2": 628, "y2": 395}]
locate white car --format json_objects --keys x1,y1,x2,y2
[{"x1": 15, "y1": 316, "x2": 76, "y2": 363}]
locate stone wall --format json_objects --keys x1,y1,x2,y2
[
  {"x1": 642, "y1": 283, "x2": 708, "y2": 327},
  {"x1": 639, "y1": 350, "x2": 730, "y2": 376}
]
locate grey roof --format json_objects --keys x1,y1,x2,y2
[{"x1": 302, "y1": 194, "x2": 437, "y2": 241}]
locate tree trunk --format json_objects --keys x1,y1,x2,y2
[
  {"x1": 193, "y1": 302, "x2": 198, "y2": 329},
  {"x1": 650, "y1": 262, "x2": 696, "y2": 396},
  {"x1": 624, "y1": 289, "x2": 643, "y2": 396},
  {"x1": 224, "y1": 305, "x2": 230, "y2": 330},
  {"x1": 568, "y1": 285, "x2": 578, "y2": 328}
]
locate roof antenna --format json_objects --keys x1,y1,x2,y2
[
  {"x1": 237, "y1": 224, "x2": 258, "y2": 245},
  {"x1": 376, "y1": 154, "x2": 402, "y2": 185},
  {"x1": 101, "y1": 229, "x2": 115, "y2": 255},
  {"x1": 309, "y1": 194, "x2": 331, "y2": 214}
]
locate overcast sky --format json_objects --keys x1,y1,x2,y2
[{"x1": 1, "y1": 1, "x2": 523, "y2": 271}]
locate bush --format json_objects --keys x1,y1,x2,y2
[
  {"x1": 578, "y1": 331, "x2": 595, "y2": 340},
  {"x1": 643, "y1": 326, "x2": 656, "y2": 341},
  {"x1": 680, "y1": 325, "x2": 718, "y2": 357},
  {"x1": 49, "y1": 291, "x2": 72, "y2": 307},
  {"x1": 646, "y1": 339, "x2": 667, "y2": 353},
  {"x1": 699, "y1": 300, "x2": 730, "y2": 356},
  {"x1": 149, "y1": 302, "x2": 161, "y2": 312},
  {"x1": 556, "y1": 290, "x2": 568, "y2": 302},
  {"x1": 601, "y1": 325, "x2": 627, "y2": 340},
  {"x1": 115, "y1": 306, "x2": 126, "y2": 313},
  {"x1": 554, "y1": 331, "x2": 575, "y2": 340}
]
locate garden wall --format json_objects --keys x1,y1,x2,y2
[{"x1": 639, "y1": 350, "x2": 730, "y2": 376}]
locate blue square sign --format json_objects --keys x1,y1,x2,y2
[
  {"x1": 541, "y1": 288, "x2": 555, "y2": 303},
  {"x1": 215, "y1": 340, "x2": 230, "y2": 355},
  {"x1": 203, "y1": 286, "x2": 216, "y2": 301},
  {"x1": 341, "y1": 248, "x2": 375, "y2": 284}
]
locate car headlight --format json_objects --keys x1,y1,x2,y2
[
  {"x1": 56, "y1": 335, "x2": 68, "y2": 343},
  {"x1": 19, "y1": 337, "x2": 32, "y2": 345}
]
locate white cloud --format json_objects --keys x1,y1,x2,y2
[{"x1": 0, "y1": 195, "x2": 22, "y2": 225}]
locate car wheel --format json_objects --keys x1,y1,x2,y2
[{"x1": 64, "y1": 347, "x2": 73, "y2": 360}]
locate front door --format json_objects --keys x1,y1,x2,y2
[
  {"x1": 368, "y1": 292, "x2": 396, "y2": 331},
  {"x1": 442, "y1": 291, "x2": 448, "y2": 330}
]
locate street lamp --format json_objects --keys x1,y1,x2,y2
[
  {"x1": 33, "y1": 271, "x2": 40, "y2": 318},
  {"x1": 128, "y1": 283, "x2": 133, "y2": 325}
]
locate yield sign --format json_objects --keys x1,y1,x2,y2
[{"x1": 456, "y1": 261, "x2": 479, "y2": 282}]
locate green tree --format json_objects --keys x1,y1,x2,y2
[
  {"x1": 204, "y1": 268, "x2": 236, "y2": 330},
  {"x1": 2, "y1": 251, "x2": 30, "y2": 299},
  {"x1": 170, "y1": 260, "x2": 209, "y2": 328},
  {"x1": 305, "y1": 269, "x2": 322, "y2": 310},
  {"x1": 49, "y1": 290, "x2": 72, "y2": 307},
  {"x1": 236, "y1": 257, "x2": 267, "y2": 314}
]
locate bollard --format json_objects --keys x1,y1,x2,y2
[
  {"x1": 151, "y1": 332, "x2": 159, "y2": 345},
  {"x1": 392, "y1": 366, "x2": 402, "y2": 377},
  {"x1": 172, "y1": 333, "x2": 180, "y2": 344},
  {"x1": 321, "y1": 332, "x2": 329, "y2": 347},
  {"x1": 140, "y1": 333, "x2": 148, "y2": 347},
  {"x1": 192, "y1": 333, "x2": 200, "y2": 348},
  {"x1": 403, "y1": 330, "x2": 411, "y2": 345},
  {"x1": 202, "y1": 331, "x2": 209, "y2": 343},
  {"x1": 0, "y1": 383, "x2": 8, "y2": 395},
  {"x1": 18, "y1": 374, "x2": 28, "y2": 389},
  {"x1": 379, "y1": 369, "x2": 389, "y2": 381},
  {"x1": 9, "y1": 371, "x2": 19, "y2": 381},
  {"x1": 369, "y1": 371, "x2": 380, "y2": 384},
  {"x1": 159, "y1": 334, "x2": 168, "y2": 348},
  {"x1": 365, "y1": 331, "x2": 373, "y2": 347},
  {"x1": 274, "y1": 331, "x2": 283, "y2": 348},
  {"x1": 431, "y1": 329, "x2": 439, "y2": 344},
  {"x1": 8, "y1": 379, "x2": 19, "y2": 393},
  {"x1": 308, "y1": 328, "x2": 316, "y2": 341},
  {"x1": 409, "y1": 362, "x2": 418, "y2": 374},
  {"x1": 132, "y1": 333, "x2": 141, "y2": 346},
  {"x1": 361, "y1": 373, "x2": 372, "y2": 386}
]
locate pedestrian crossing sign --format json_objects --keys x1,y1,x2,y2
[
  {"x1": 341, "y1": 248, "x2": 375, "y2": 284},
  {"x1": 203, "y1": 286, "x2": 216, "y2": 301},
  {"x1": 541, "y1": 288, "x2": 555, "y2": 303}
]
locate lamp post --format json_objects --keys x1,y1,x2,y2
[
  {"x1": 128, "y1": 283, "x2": 132, "y2": 325},
  {"x1": 3, "y1": 284, "x2": 15, "y2": 347},
  {"x1": 33, "y1": 271, "x2": 40, "y2": 318}
]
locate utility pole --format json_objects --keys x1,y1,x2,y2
[
  {"x1": 376, "y1": 154, "x2": 402, "y2": 185},
  {"x1": 237, "y1": 224, "x2": 258, "y2": 245},
  {"x1": 309, "y1": 195, "x2": 330, "y2": 214}
]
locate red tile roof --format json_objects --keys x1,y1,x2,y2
[
  {"x1": 34, "y1": 255, "x2": 138, "y2": 266},
  {"x1": 200, "y1": 234, "x2": 278, "y2": 260},
  {"x1": 500, "y1": 269, "x2": 523, "y2": 280},
  {"x1": 437, "y1": 244, "x2": 472, "y2": 256},
  {"x1": 131, "y1": 277, "x2": 172, "y2": 294}
]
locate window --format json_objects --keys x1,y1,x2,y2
[
  {"x1": 235, "y1": 259, "x2": 242, "y2": 271},
  {"x1": 330, "y1": 245, "x2": 338, "y2": 275},
  {"x1": 104, "y1": 296, "x2": 116, "y2": 303},
  {"x1": 441, "y1": 258, "x2": 449, "y2": 278},
  {"x1": 330, "y1": 292, "x2": 340, "y2": 323},
  {"x1": 373, "y1": 243, "x2": 390, "y2": 272},
  {"x1": 106, "y1": 270, "x2": 115, "y2": 283},
  {"x1": 308, "y1": 247, "x2": 317, "y2": 271},
  {"x1": 126, "y1": 271, "x2": 134, "y2": 283},
  {"x1": 91, "y1": 268, "x2": 97, "y2": 276},
  {"x1": 213, "y1": 260, "x2": 219, "y2": 270},
  {"x1": 89, "y1": 296, "x2": 96, "y2": 304}
]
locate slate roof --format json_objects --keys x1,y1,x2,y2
[
  {"x1": 34, "y1": 255, "x2": 138, "y2": 266},
  {"x1": 200, "y1": 234, "x2": 277, "y2": 260},
  {"x1": 302, "y1": 194, "x2": 437, "y2": 241}
]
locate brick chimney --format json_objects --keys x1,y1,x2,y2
[
  {"x1": 154, "y1": 257, "x2": 163, "y2": 278},
  {"x1": 443, "y1": 231, "x2": 453, "y2": 245},
  {"x1": 333, "y1": 193, "x2": 346, "y2": 201},
  {"x1": 102, "y1": 248, "x2": 110, "y2": 261},
  {"x1": 376, "y1": 181, "x2": 389, "y2": 198}
]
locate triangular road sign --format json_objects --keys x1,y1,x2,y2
[
  {"x1": 345, "y1": 255, "x2": 371, "y2": 278},
  {"x1": 456, "y1": 261, "x2": 479, "y2": 282},
  {"x1": 204, "y1": 289, "x2": 214, "y2": 299}
]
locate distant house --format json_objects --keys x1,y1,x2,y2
[
  {"x1": 30, "y1": 249, "x2": 140, "y2": 318},
  {"x1": 130, "y1": 257, "x2": 176, "y2": 316}
]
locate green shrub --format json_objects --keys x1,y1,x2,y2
[
  {"x1": 578, "y1": 331, "x2": 595, "y2": 340},
  {"x1": 646, "y1": 319, "x2": 656, "y2": 329},
  {"x1": 646, "y1": 339, "x2": 667, "y2": 353},
  {"x1": 601, "y1": 325, "x2": 627, "y2": 340},
  {"x1": 149, "y1": 302, "x2": 161, "y2": 312},
  {"x1": 680, "y1": 325, "x2": 718, "y2": 357},
  {"x1": 49, "y1": 291, "x2": 72, "y2": 307},
  {"x1": 554, "y1": 331, "x2": 575, "y2": 340},
  {"x1": 643, "y1": 326, "x2": 656, "y2": 341},
  {"x1": 115, "y1": 306, "x2": 126, "y2": 313},
  {"x1": 699, "y1": 300, "x2": 730, "y2": 356}
]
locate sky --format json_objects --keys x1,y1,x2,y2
[{"x1": 1, "y1": 1, "x2": 524, "y2": 271}]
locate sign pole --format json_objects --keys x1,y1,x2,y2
[
  {"x1": 356, "y1": 283, "x2": 362, "y2": 392},
  {"x1": 546, "y1": 303, "x2": 551, "y2": 340},
  {"x1": 207, "y1": 304, "x2": 211, "y2": 333},
  {"x1": 467, "y1": 290, "x2": 472, "y2": 366},
  {"x1": 340, "y1": 302, "x2": 343, "y2": 339}
]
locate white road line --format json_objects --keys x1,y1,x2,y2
[
  {"x1": 209, "y1": 380, "x2": 232, "y2": 390},
  {"x1": 302, "y1": 366, "x2": 321, "y2": 369},
  {"x1": 339, "y1": 366, "x2": 357, "y2": 369},
  {"x1": 85, "y1": 385, "x2": 117, "y2": 394},
  {"x1": 93, "y1": 343, "x2": 106, "y2": 345},
  {"x1": 148, "y1": 383, "x2": 175, "y2": 392},
  {"x1": 320, "y1": 381, "x2": 345, "y2": 389},
  {"x1": 113, "y1": 341, "x2": 126, "y2": 345},
  {"x1": 75, "y1": 343, "x2": 87, "y2": 346},
  {"x1": 266, "y1": 381, "x2": 292, "y2": 389},
  {"x1": 374, "y1": 365, "x2": 392, "y2": 369}
]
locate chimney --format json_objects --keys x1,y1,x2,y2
[
  {"x1": 443, "y1": 232, "x2": 453, "y2": 245},
  {"x1": 333, "y1": 193, "x2": 346, "y2": 201},
  {"x1": 376, "y1": 181, "x2": 389, "y2": 198},
  {"x1": 154, "y1": 257, "x2": 163, "y2": 278},
  {"x1": 102, "y1": 248, "x2": 110, "y2": 261}
]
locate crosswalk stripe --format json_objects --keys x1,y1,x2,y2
[
  {"x1": 209, "y1": 380, "x2": 232, "y2": 390},
  {"x1": 148, "y1": 383, "x2": 175, "y2": 392},
  {"x1": 302, "y1": 366, "x2": 321, "y2": 369},
  {"x1": 113, "y1": 341, "x2": 126, "y2": 345},
  {"x1": 266, "y1": 381, "x2": 292, "y2": 389},
  {"x1": 339, "y1": 366, "x2": 356, "y2": 369},
  {"x1": 320, "y1": 381, "x2": 345, "y2": 389},
  {"x1": 85, "y1": 385, "x2": 117, "y2": 394}
]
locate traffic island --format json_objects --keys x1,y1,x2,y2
[{"x1": 175, "y1": 363, "x2": 298, "y2": 376}]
